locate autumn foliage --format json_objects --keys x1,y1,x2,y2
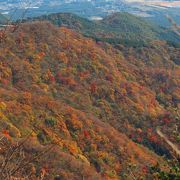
[{"x1": 0, "y1": 21, "x2": 179, "y2": 179}]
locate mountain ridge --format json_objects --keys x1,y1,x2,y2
[{"x1": 23, "y1": 12, "x2": 180, "y2": 47}]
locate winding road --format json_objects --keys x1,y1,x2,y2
[{"x1": 156, "y1": 127, "x2": 180, "y2": 158}]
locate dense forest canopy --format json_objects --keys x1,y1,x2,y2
[{"x1": 0, "y1": 10, "x2": 179, "y2": 179}]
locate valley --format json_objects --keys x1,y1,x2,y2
[{"x1": 0, "y1": 0, "x2": 180, "y2": 27}]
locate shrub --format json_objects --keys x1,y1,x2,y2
[
  {"x1": 37, "y1": 131, "x2": 51, "y2": 144},
  {"x1": 45, "y1": 117, "x2": 57, "y2": 127}
]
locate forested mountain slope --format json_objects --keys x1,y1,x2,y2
[{"x1": 0, "y1": 21, "x2": 179, "y2": 179}]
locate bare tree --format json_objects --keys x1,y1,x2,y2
[
  {"x1": 0, "y1": 0, "x2": 32, "y2": 43},
  {"x1": 0, "y1": 130, "x2": 54, "y2": 180}
]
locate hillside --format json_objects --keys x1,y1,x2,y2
[
  {"x1": 0, "y1": 21, "x2": 179, "y2": 179},
  {"x1": 26, "y1": 12, "x2": 180, "y2": 47},
  {"x1": 29, "y1": 13, "x2": 97, "y2": 33},
  {"x1": 98, "y1": 13, "x2": 158, "y2": 42}
]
